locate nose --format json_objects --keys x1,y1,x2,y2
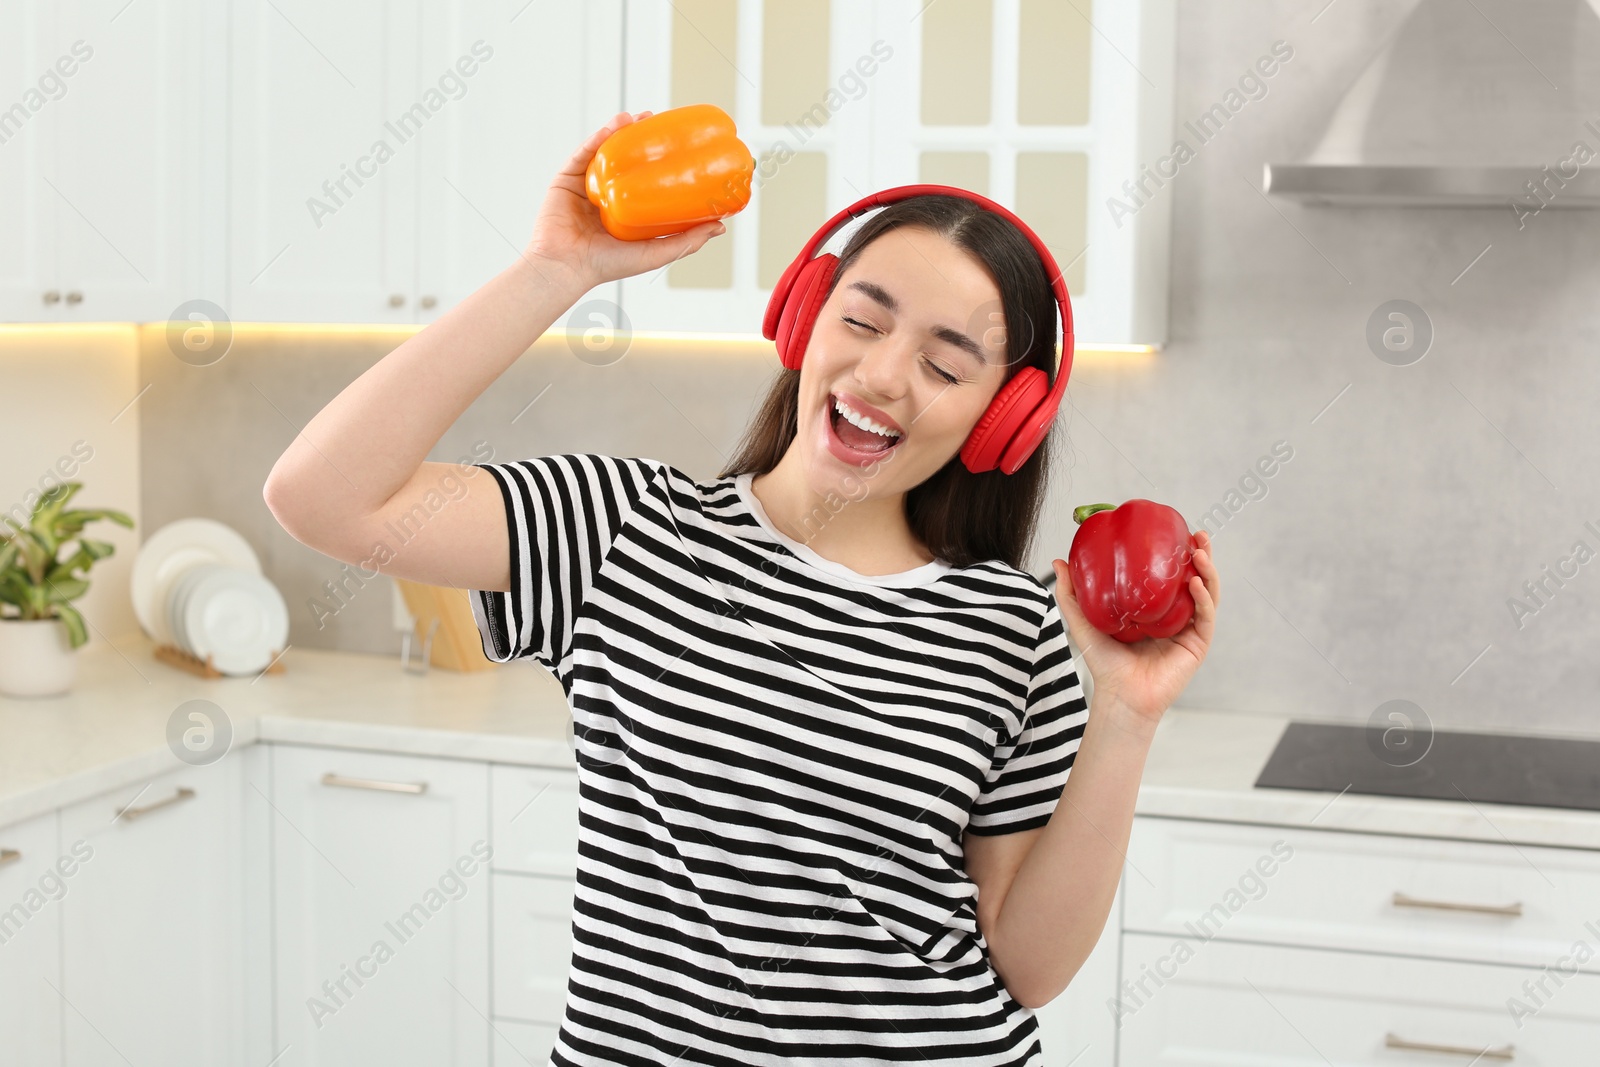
[{"x1": 852, "y1": 330, "x2": 915, "y2": 403}]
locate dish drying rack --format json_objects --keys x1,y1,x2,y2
[{"x1": 153, "y1": 641, "x2": 288, "y2": 679}]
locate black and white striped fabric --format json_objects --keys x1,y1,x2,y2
[{"x1": 469, "y1": 453, "x2": 1088, "y2": 1066}]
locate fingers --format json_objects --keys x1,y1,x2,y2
[{"x1": 1189, "y1": 531, "x2": 1220, "y2": 614}]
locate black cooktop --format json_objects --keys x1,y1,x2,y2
[{"x1": 1253, "y1": 721, "x2": 1600, "y2": 813}]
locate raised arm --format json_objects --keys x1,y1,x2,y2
[{"x1": 262, "y1": 110, "x2": 726, "y2": 592}]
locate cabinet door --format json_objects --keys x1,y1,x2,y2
[
  {"x1": 50, "y1": 0, "x2": 214, "y2": 322},
  {"x1": 619, "y1": 0, "x2": 865, "y2": 336},
  {"x1": 229, "y1": 0, "x2": 422, "y2": 322},
  {"x1": 0, "y1": 2, "x2": 59, "y2": 323},
  {"x1": 271, "y1": 744, "x2": 490, "y2": 1066},
  {"x1": 415, "y1": 0, "x2": 623, "y2": 325},
  {"x1": 0, "y1": 810, "x2": 64, "y2": 1067},
  {"x1": 57, "y1": 756, "x2": 244, "y2": 1067}
]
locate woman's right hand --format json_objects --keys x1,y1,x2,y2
[{"x1": 523, "y1": 111, "x2": 727, "y2": 291}]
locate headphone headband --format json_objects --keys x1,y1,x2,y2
[
  {"x1": 762, "y1": 183, "x2": 1076, "y2": 475},
  {"x1": 783, "y1": 183, "x2": 1075, "y2": 397}
]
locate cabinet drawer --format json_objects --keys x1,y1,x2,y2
[
  {"x1": 1118, "y1": 932, "x2": 1600, "y2": 1063},
  {"x1": 492, "y1": 872, "x2": 576, "y2": 1024},
  {"x1": 1125, "y1": 816, "x2": 1600, "y2": 971},
  {"x1": 492, "y1": 765, "x2": 579, "y2": 877}
]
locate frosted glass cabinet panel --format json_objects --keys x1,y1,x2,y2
[{"x1": 621, "y1": 0, "x2": 1173, "y2": 345}]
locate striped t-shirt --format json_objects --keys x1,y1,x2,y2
[{"x1": 469, "y1": 453, "x2": 1088, "y2": 1066}]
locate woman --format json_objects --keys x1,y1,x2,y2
[{"x1": 265, "y1": 111, "x2": 1220, "y2": 1066}]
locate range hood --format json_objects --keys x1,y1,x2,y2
[{"x1": 1265, "y1": 0, "x2": 1600, "y2": 206}]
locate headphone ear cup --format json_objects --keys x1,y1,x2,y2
[
  {"x1": 960, "y1": 367, "x2": 1048, "y2": 473},
  {"x1": 773, "y1": 254, "x2": 837, "y2": 371}
]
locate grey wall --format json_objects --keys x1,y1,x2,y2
[
  {"x1": 1140, "y1": 0, "x2": 1600, "y2": 733},
  {"x1": 141, "y1": 0, "x2": 1600, "y2": 735}
]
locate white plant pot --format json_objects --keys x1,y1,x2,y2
[{"x1": 0, "y1": 617, "x2": 80, "y2": 698}]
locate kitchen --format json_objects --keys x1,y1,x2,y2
[{"x1": 3, "y1": 0, "x2": 1600, "y2": 1064}]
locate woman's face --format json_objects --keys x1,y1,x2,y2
[{"x1": 795, "y1": 224, "x2": 1014, "y2": 501}]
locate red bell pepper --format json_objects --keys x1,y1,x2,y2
[{"x1": 1067, "y1": 500, "x2": 1199, "y2": 643}]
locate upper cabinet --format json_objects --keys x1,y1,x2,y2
[
  {"x1": 228, "y1": 0, "x2": 624, "y2": 324},
  {"x1": 0, "y1": 0, "x2": 1171, "y2": 342},
  {"x1": 0, "y1": 0, "x2": 224, "y2": 324},
  {"x1": 619, "y1": 0, "x2": 1176, "y2": 346}
]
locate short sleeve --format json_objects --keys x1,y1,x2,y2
[
  {"x1": 966, "y1": 592, "x2": 1089, "y2": 835},
  {"x1": 468, "y1": 453, "x2": 657, "y2": 668}
]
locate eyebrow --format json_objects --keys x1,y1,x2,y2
[{"x1": 846, "y1": 280, "x2": 989, "y2": 364}]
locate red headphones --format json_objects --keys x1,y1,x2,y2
[{"x1": 761, "y1": 183, "x2": 1075, "y2": 476}]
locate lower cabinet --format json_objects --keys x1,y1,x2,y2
[
  {"x1": 57, "y1": 754, "x2": 245, "y2": 1067},
  {"x1": 488, "y1": 763, "x2": 581, "y2": 1063},
  {"x1": 1117, "y1": 932, "x2": 1600, "y2": 1062},
  {"x1": 0, "y1": 809, "x2": 64, "y2": 1067},
  {"x1": 13, "y1": 743, "x2": 1600, "y2": 1067},
  {"x1": 269, "y1": 744, "x2": 491, "y2": 1066}
]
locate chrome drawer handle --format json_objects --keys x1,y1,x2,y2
[
  {"x1": 0, "y1": 848, "x2": 19, "y2": 867},
  {"x1": 321, "y1": 773, "x2": 427, "y2": 795},
  {"x1": 1385, "y1": 1032, "x2": 1514, "y2": 1059},
  {"x1": 1392, "y1": 891, "x2": 1523, "y2": 917},
  {"x1": 116, "y1": 786, "x2": 196, "y2": 821}
]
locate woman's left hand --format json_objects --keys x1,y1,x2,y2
[{"x1": 1048, "y1": 529, "x2": 1220, "y2": 730}]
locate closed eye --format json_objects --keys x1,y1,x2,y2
[{"x1": 841, "y1": 316, "x2": 960, "y2": 385}]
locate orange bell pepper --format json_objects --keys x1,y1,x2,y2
[{"x1": 585, "y1": 104, "x2": 755, "y2": 241}]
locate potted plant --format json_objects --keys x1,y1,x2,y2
[{"x1": 0, "y1": 482, "x2": 133, "y2": 698}]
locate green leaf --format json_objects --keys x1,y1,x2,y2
[
  {"x1": 0, "y1": 572, "x2": 26, "y2": 608},
  {"x1": 44, "y1": 576, "x2": 90, "y2": 603},
  {"x1": 53, "y1": 508, "x2": 135, "y2": 539},
  {"x1": 30, "y1": 482, "x2": 82, "y2": 535},
  {"x1": 10, "y1": 530, "x2": 53, "y2": 583},
  {"x1": 52, "y1": 602, "x2": 89, "y2": 649}
]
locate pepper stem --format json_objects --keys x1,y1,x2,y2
[{"x1": 1072, "y1": 502, "x2": 1118, "y2": 525}]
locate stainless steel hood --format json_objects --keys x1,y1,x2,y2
[{"x1": 1265, "y1": 0, "x2": 1600, "y2": 206}]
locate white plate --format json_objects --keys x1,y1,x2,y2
[
  {"x1": 168, "y1": 563, "x2": 228, "y2": 655},
  {"x1": 182, "y1": 567, "x2": 288, "y2": 675},
  {"x1": 131, "y1": 519, "x2": 260, "y2": 646}
]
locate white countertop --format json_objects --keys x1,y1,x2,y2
[{"x1": 4, "y1": 634, "x2": 1598, "y2": 851}]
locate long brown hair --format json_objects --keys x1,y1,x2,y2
[{"x1": 717, "y1": 194, "x2": 1064, "y2": 571}]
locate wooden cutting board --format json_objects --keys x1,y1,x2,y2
[{"x1": 394, "y1": 578, "x2": 497, "y2": 672}]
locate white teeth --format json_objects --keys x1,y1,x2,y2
[{"x1": 833, "y1": 396, "x2": 902, "y2": 439}]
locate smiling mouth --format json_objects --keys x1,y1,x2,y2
[{"x1": 827, "y1": 393, "x2": 904, "y2": 454}]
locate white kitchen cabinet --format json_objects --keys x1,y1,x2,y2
[
  {"x1": 269, "y1": 743, "x2": 491, "y2": 1065},
  {"x1": 0, "y1": 0, "x2": 221, "y2": 324},
  {"x1": 619, "y1": 0, "x2": 1175, "y2": 345},
  {"x1": 489, "y1": 764, "x2": 579, "y2": 1040},
  {"x1": 229, "y1": 0, "x2": 622, "y2": 325},
  {"x1": 1124, "y1": 815, "x2": 1600, "y2": 974},
  {"x1": 1117, "y1": 932, "x2": 1600, "y2": 1064},
  {"x1": 414, "y1": 0, "x2": 624, "y2": 326},
  {"x1": 490, "y1": 763, "x2": 580, "y2": 879},
  {"x1": 492, "y1": 873, "x2": 577, "y2": 1027},
  {"x1": 0, "y1": 810, "x2": 64, "y2": 1067},
  {"x1": 57, "y1": 755, "x2": 245, "y2": 1067},
  {"x1": 228, "y1": 0, "x2": 424, "y2": 323}
]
